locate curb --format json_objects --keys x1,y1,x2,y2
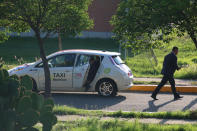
[{"x1": 128, "y1": 85, "x2": 197, "y2": 93}]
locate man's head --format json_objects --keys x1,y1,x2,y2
[
  {"x1": 95, "y1": 56, "x2": 100, "y2": 61},
  {"x1": 89, "y1": 56, "x2": 95, "y2": 64},
  {"x1": 172, "y1": 46, "x2": 178, "y2": 55}
]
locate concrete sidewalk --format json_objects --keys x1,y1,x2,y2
[{"x1": 134, "y1": 77, "x2": 196, "y2": 86}]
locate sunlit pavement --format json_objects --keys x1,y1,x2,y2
[{"x1": 52, "y1": 92, "x2": 197, "y2": 112}]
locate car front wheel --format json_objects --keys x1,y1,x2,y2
[{"x1": 97, "y1": 79, "x2": 117, "y2": 96}]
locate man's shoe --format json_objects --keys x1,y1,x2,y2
[
  {"x1": 85, "y1": 85, "x2": 90, "y2": 92},
  {"x1": 177, "y1": 95, "x2": 183, "y2": 98},
  {"x1": 151, "y1": 95, "x2": 158, "y2": 100},
  {"x1": 174, "y1": 97, "x2": 180, "y2": 100},
  {"x1": 174, "y1": 96, "x2": 183, "y2": 100}
]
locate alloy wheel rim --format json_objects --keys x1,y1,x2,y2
[{"x1": 99, "y1": 82, "x2": 113, "y2": 96}]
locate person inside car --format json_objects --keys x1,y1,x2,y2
[{"x1": 84, "y1": 56, "x2": 100, "y2": 91}]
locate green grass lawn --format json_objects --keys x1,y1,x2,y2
[
  {"x1": 53, "y1": 105, "x2": 197, "y2": 120},
  {"x1": 0, "y1": 36, "x2": 196, "y2": 79},
  {"x1": 126, "y1": 36, "x2": 197, "y2": 79},
  {"x1": 35, "y1": 105, "x2": 197, "y2": 130},
  {"x1": 35, "y1": 119, "x2": 197, "y2": 131}
]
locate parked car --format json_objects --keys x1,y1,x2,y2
[{"x1": 8, "y1": 49, "x2": 134, "y2": 96}]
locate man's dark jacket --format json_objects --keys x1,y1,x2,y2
[
  {"x1": 87, "y1": 60, "x2": 100, "y2": 82},
  {"x1": 161, "y1": 52, "x2": 179, "y2": 76}
]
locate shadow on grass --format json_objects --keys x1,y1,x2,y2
[{"x1": 52, "y1": 92, "x2": 126, "y2": 110}]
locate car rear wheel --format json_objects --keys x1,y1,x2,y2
[{"x1": 97, "y1": 79, "x2": 117, "y2": 96}]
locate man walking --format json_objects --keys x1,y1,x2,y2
[{"x1": 151, "y1": 47, "x2": 183, "y2": 100}]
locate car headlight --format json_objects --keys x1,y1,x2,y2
[
  {"x1": 9, "y1": 67, "x2": 25, "y2": 74},
  {"x1": 9, "y1": 64, "x2": 29, "y2": 74},
  {"x1": 14, "y1": 67, "x2": 25, "y2": 72}
]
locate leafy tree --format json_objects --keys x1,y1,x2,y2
[
  {"x1": 0, "y1": 1, "x2": 29, "y2": 43},
  {"x1": 0, "y1": 0, "x2": 93, "y2": 97},
  {"x1": 111, "y1": 0, "x2": 197, "y2": 51}
]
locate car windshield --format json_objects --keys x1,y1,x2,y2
[{"x1": 112, "y1": 55, "x2": 124, "y2": 65}]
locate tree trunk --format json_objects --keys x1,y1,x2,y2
[
  {"x1": 119, "y1": 43, "x2": 121, "y2": 53},
  {"x1": 189, "y1": 33, "x2": 197, "y2": 49},
  {"x1": 58, "y1": 32, "x2": 62, "y2": 51},
  {"x1": 35, "y1": 31, "x2": 51, "y2": 98},
  {"x1": 180, "y1": 12, "x2": 197, "y2": 49},
  {"x1": 150, "y1": 48, "x2": 158, "y2": 66}
]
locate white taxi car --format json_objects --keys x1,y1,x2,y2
[{"x1": 8, "y1": 49, "x2": 134, "y2": 96}]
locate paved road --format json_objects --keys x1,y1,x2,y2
[{"x1": 52, "y1": 92, "x2": 197, "y2": 112}]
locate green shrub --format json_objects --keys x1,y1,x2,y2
[
  {"x1": 175, "y1": 65, "x2": 197, "y2": 79},
  {"x1": 177, "y1": 61, "x2": 189, "y2": 67},
  {"x1": 192, "y1": 58, "x2": 197, "y2": 64},
  {"x1": 0, "y1": 69, "x2": 57, "y2": 131}
]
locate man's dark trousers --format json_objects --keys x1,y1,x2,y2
[{"x1": 152, "y1": 74, "x2": 177, "y2": 97}]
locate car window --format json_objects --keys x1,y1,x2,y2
[
  {"x1": 36, "y1": 54, "x2": 76, "y2": 68},
  {"x1": 112, "y1": 55, "x2": 124, "y2": 65},
  {"x1": 76, "y1": 54, "x2": 90, "y2": 67},
  {"x1": 36, "y1": 62, "x2": 44, "y2": 68},
  {"x1": 64, "y1": 54, "x2": 76, "y2": 67}
]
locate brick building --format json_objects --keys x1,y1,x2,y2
[
  {"x1": 88, "y1": 0, "x2": 120, "y2": 32},
  {"x1": 80, "y1": 0, "x2": 120, "y2": 38}
]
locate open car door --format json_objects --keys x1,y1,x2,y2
[{"x1": 72, "y1": 54, "x2": 90, "y2": 89}]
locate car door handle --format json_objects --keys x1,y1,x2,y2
[{"x1": 29, "y1": 69, "x2": 38, "y2": 71}]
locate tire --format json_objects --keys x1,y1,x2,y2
[
  {"x1": 96, "y1": 79, "x2": 117, "y2": 96},
  {"x1": 32, "y1": 79, "x2": 39, "y2": 93}
]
